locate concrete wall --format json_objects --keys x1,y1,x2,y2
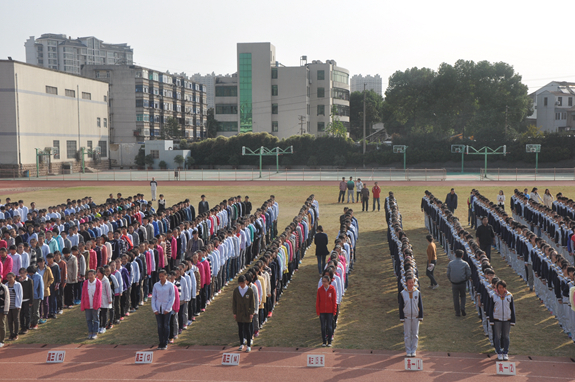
[
  {"x1": 0, "y1": 60, "x2": 109, "y2": 176},
  {"x1": 275, "y1": 66, "x2": 308, "y2": 138},
  {"x1": 109, "y1": 143, "x2": 140, "y2": 167},
  {"x1": 144, "y1": 140, "x2": 190, "y2": 169}
]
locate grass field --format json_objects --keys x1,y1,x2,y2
[{"x1": 8, "y1": 183, "x2": 575, "y2": 357}]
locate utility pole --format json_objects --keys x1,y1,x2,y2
[
  {"x1": 363, "y1": 83, "x2": 366, "y2": 154},
  {"x1": 298, "y1": 115, "x2": 306, "y2": 135},
  {"x1": 505, "y1": 105, "x2": 509, "y2": 135}
]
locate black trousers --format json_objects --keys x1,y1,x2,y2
[
  {"x1": 362, "y1": 198, "x2": 368, "y2": 211},
  {"x1": 113, "y1": 295, "x2": 121, "y2": 322},
  {"x1": 480, "y1": 244, "x2": 492, "y2": 261},
  {"x1": 338, "y1": 190, "x2": 345, "y2": 203},
  {"x1": 64, "y1": 283, "x2": 75, "y2": 306},
  {"x1": 19, "y1": 301, "x2": 31, "y2": 331},
  {"x1": 99, "y1": 308, "x2": 108, "y2": 328},
  {"x1": 451, "y1": 283, "x2": 467, "y2": 314},
  {"x1": 426, "y1": 260, "x2": 437, "y2": 286},
  {"x1": 238, "y1": 321, "x2": 252, "y2": 346}
]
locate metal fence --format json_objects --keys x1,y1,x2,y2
[
  {"x1": 479, "y1": 168, "x2": 575, "y2": 181},
  {"x1": 6, "y1": 168, "x2": 448, "y2": 182}
]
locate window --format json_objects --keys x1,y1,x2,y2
[
  {"x1": 104, "y1": 95, "x2": 107, "y2": 102},
  {"x1": 215, "y1": 104, "x2": 238, "y2": 114},
  {"x1": 569, "y1": 97, "x2": 573, "y2": 107},
  {"x1": 66, "y1": 140, "x2": 77, "y2": 159},
  {"x1": 136, "y1": 114, "x2": 150, "y2": 122},
  {"x1": 332, "y1": 70, "x2": 349, "y2": 84},
  {"x1": 136, "y1": 99, "x2": 150, "y2": 108},
  {"x1": 332, "y1": 87, "x2": 350, "y2": 100},
  {"x1": 97, "y1": 118, "x2": 101, "y2": 127},
  {"x1": 65, "y1": 89, "x2": 75, "y2": 98},
  {"x1": 544, "y1": 97, "x2": 548, "y2": 106},
  {"x1": 103, "y1": 118, "x2": 107, "y2": 128},
  {"x1": 272, "y1": 121, "x2": 278, "y2": 132},
  {"x1": 53, "y1": 140, "x2": 60, "y2": 159},
  {"x1": 558, "y1": 97, "x2": 563, "y2": 106},
  {"x1": 87, "y1": 141, "x2": 93, "y2": 150},
  {"x1": 317, "y1": 87, "x2": 325, "y2": 98},
  {"x1": 98, "y1": 140, "x2": 107, "y2": 158},
  {"x1": 82, "y1": 92, "x2": 91, "y2": 100},
  {"x1": 317, "y1": 104, "x2": 325, "y2": 116},
  {"x1": 151, "y1": 150, "x2": 160, "y2": 159},
  {"x1": 272, "y1": 103, "x2": 278, "y2": 114},
  {"x1": 239, "y1": 52, "x2": 253, "y2": 133},
  {"x1": 271, "y1": 68, "x2": 278, "y2": 79},
  {"x1": 215, "y1": 86, "x2": 238, "y2": 97},
  {"x1": 317, "y1": 70, "x2": 325, "y2": 81},
  {"x1": 46, "y1": 86, "x2": 58, "y2": 95},
  {"x1": 216, "y1": 121, "x2": 238, "y2": 132},
  {"x1": 317, "y1": 122, "x2": 325, "y2": 131},
  {"x1": 271, "y1": 85, "x2": 278, "y2": 96},
  {"x1": 333, "y1": 104, "x2": 350, "y2": 116}
]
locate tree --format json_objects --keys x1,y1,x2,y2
[
  {"x1": 161, "y1": 117, "x2": 184, "y2": 140},
  {"x1": 144, "y1": 154, "x2": 155, "y2": 168},
  {"x1": 324, "y1": 105, "x2": 348, "y2": 138},
  {"x1": 134, "y1": 147, "x2": 145, "y2": 167},
  {"x1": 206, "y1": 108, "x2": 218, "y2": 138},
  {"x1": 185, "y1": 155, "x2": 195, "y2": 169},
  {"x1": 158, "y1": 160, "x2": 168, "y2": 170},
  {"x1": 173, "y1": 154, "x2": 184, "y2": 168},
  {"x1": 349, "y1": 90, "x2": 384, "y2": 140}
]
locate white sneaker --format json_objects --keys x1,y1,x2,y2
[
  {"x1": 503, "y1": 354, "x2": 509, "y2": 361},
  {"x1": 0, "y1": 343, "x2": 4, "y2": 348},
  {"x1": 239, "y1": 345, "x2": 244, "y2": 351},
  {"x1": 246, "y1": 346, "x2": 251, "y2": 352},
  {"x1": 412, "y1": 352, "x2": 416, "y2": 357},
  {"x1": 497, "y1": 354, "x2": 503, "y2": 361},
  {"x1": 406, "y1": 352, "x2": 411, "y2": 357}
]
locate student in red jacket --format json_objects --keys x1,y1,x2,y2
[
  {"x1": 81, "y1": 269, "x2": 102, "y2": 340},
  {"x1": 316, "y1": 275, "x2": 337, "y2": 347}
]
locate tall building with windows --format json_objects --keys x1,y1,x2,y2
[
  {"x1": 351, "y1": 74, "x2": 383, "y2": 96},
  {"x1": 81, "y1": 65, "x2": 207, "y2": 143},
  {"x1": 191, "y1": 72, "x2": 216, "y2": 109},
  {"x1": 25, "y1": 34, "x2": 133, "y2": 75},
  {"x1": 214, "y1": 42, "x2": 350, "y2": 139},
  {"x1": 0, "y1": 60, "x2": 109, "y2": 176},
  {"x1": 531, "y1": 82, "x2": 575, "y2": 132}
]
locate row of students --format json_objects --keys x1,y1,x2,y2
[
  {"x1": 316, "y1": 205, "x2": 357, "y2": 346},
  {"x1": 422, "y1": 190, "x2": 517, "y2": 360},
  {"x1": 0, "y1": 192, "x2": 274, "y2": 345},
  {"x1": 234, "y1": 195, "x2": 318, "y2": 352},
  {"x1": 511, "y1": 189, "x2": 574, "y2": 266},
  {"x1": 472, "y1": 190, "x2": 575, "y2": 341},
  {"x1": 385, "y1": 192, "x2": 423, "y2": 357}
]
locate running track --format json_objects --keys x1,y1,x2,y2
[{"x1": 1, "y1": 345, "x2": 573, "y2": 381}]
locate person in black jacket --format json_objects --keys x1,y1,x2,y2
[
  {"x1": 198, "y1": 195, "x2": 209, "y2": 215},
  {"x1": 476, "y1": 217, "x2": 495, "y2": 260},
  {"x1": 314, "y1": 226, "x2": 329, "y2": 276},
  {"x1": 244, "y1": 196, "x2": 252, "y2": 216},
  {"x1": 445, "y1": 189, "x2": 458, "y2": 212}
]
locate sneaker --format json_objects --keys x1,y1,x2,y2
[
  {"x1": 194, "y1": 312, "x2": 201, "y2": 316},
  {"x1": 322, "y1": 343, "x2": 327, "y2": 347},
  {"x1": 39, "y1": 319, "x2": 47, "y2": 324},
  {"x1": 57, "y1": 310, "x2": 63, "y2": 315},
  {"x1": 183, "y1": 326, "x2": 188, "y2": 330},
  {"x1": 178, "y1": 329, "x2": 183, "y2": 334},
  {"x1": 254, "y1": 331, "x2": 259, "y2": 338},
  {"x1": 169, "y1": 339, "x2": 174, "y2": 344},
  {"x1": 0, "y1": 343, "x2": 3, "y2": 348},
  {"x1": 327, "y1": 343, "x2": 332, "y2": 347},
  {"x1": 246, "y1": 347, "x2": 251, "y2": 352},
  {"x1": 125, "y1": 312, "x2": 130, "y2": 316},
  {"x1": 461, "y1": 310, "x2": 466, "y2": 316},
  {"x1": 120, "y1": 317, "x2": 124, "y2": 321},
  {"x1": 148, "y1": 294, "x2": 152, "y2": 298},
  {"x1": 139, "y1": 302, "x2": 144, "y2": 306},
  {"x1": 30, "y1": 325, "x2": 38, "y2": 330},
  {"x1": 239, "y1": 345, "x2": 244, "y2": 351},
  {"x1": 201, "y1": 309, "x2": 205, "y2": 312},
  {"x1": 432, "y1": 284, "x2": 439, "y2": 290},
  {"x1": 406, "y1": 352, "x2": 411, "y2": 357},
  {"x1": 187, "y1": 321, "x2": 192, "y2": 326},
  {"x1": 88, "y1": 335, "x2": 93, "y2": 340},
  {"x1": 497, "y1": 354, "x2": 503, "y2": 361},
  {"x1": 412, "y1": 352, "x2": 416, "y2": 357},
  {"x1": 92, "y1": 335, "x2": 98, "y2": 340},
  {"x1": 503, "y1": 354, "x2": 509, "y2": 361}
]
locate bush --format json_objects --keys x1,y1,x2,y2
[
  {"x1": 186, "y1": 156, "x2": 195, "y2": 169},
  {"x1": 334, "y1": 155, "x2": 347, "y2": 168},
  {"x1": 159, "y1": 160, "x2": 168, "y2": 169},
  {"x1": 307, "y1": 156, "x2": 318, "y2": 168}
]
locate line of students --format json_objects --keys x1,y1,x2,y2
[
  {"x1": 316, "y1": 204, "x2": 357, "y2": 347},
  {"x1": 0, "y1": 192, "x2": 276, "y2": 346},
  {"x1": 472, "y1": 190, "x2": 575, "y2": 341},
  {"x1": 385, "y1": 192, "x2": 423, "y2": 357},
  {"x1": 510, "y1": 190, "x2": 575, "y2": 266},
  {"x1": 422, "y1": 190, "x2": 517, "y2": 361},
  {"x1": 234, "y1": 195, "x2": 319, "y2": 352}
]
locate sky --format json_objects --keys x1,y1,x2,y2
[{"x1": 2, "y1": 0, "x2": 574, "y2": 93}]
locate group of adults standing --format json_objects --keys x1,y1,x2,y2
[{"x1": 337, "y1": 177, "x2": 381, "y2": 212}]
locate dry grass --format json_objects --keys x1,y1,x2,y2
[{"x1": 9, "y1": 184, "x2": 575, "y2": 356}]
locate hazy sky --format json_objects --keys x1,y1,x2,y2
[{"x1": 2, "y1": 0, "x2": 574, "y2": 93}]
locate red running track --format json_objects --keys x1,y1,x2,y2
[{"x1": 0, "y1": 344, "x2": 573, "y2": 381}]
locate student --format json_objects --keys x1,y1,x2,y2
[
  {"x1": 372, "y1": 182, "x2": 381, "y2": 212},
  {"x1": 62, "y1": 247, "x2": 77, "y2": 308},
  {"x1": 338, "y1": 177, "x2": 346, "y2": 203},
  {"x1": 445, "y1": 188, "x2": 458, "y2": 212},
  {"x1": 150, "y1": 178, "x2": 158, "y2": 201},
  {"x1": 426, "y1": 235, "x2": 438, "y2": 289},
  {"x1": 355, "y1": 178, "x2": 363, "y2": 204},
  {"x1": 399, "y1": 276, "x2": 423, "y2": 357},
  {"x1": 152, "y1": 269, "x2": 175, "y2": 350},
  {"x1": 446, "y1": 249, "x2": 471, "y2": 317},
  {"x1": 232, "y1": 275, "x2": 254, "y2": 352},
  {"x1": 0, "y1": 278, "x2": 9, "y2": 347},
  {"x1": 488, "y1": 280, "x2": 515, "y2": 361},
  {"x1": 18, "y1": 268, "x2": 33, "y2": 334},
  {"x1": 497, "y1": 190, "x2": 505, "y2": 210},
  {"x1": 6, "y1": 272, "x2": 22, "y2": 341},
  {"x1": 28, "y1": 266, "x2": 43, "y2": 330},
  {"x1": 314, "y1": 226, "x2": 329, "y2": 276},
  {"x1": 46, "y1": 253, "x2": 60, "y2": 318},
  {"x1": 96, "y1": 267, "x2": 112, "y2": 334},
  {"x1": 157, "y1": 195, "x2": 166, "y2": 214},
  {"x1": 37, "y1": 257, "x2": 53, "y2": 324},
  {"x1": 81, "y1": 269, "x2": 102, "y2": 340},
  {"x1": 316, "y1": 275, "x2": 337, "y2": 347},
  {"x1": 346, "y1": 177, "x2": 355, "y2": 203},
  {"x1": 360, "y1": 183, "x2": 369, "y2": 212}
]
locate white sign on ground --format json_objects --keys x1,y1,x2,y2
[
  {"x1": 404, "y1": 358, "x2": 423, "y2": 371},
  {"x1": 496, "y1": 362, "x2": 516, "y2": 375},
  {"x1": 307, "y1": 354, "x2": 325, "y2": 367},
  {"x1": 135, "y1": 352, "x2": 153, "y2": 364},
  {"x1": 46, "y1": 351, "x2": 65, "y2": 363},
  {"x1": 221, "y1": 353, "x2": 240, "y2": 366}
]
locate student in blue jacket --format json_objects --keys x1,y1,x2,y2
[{"x1": 399, "y1": 277, "x2": 423, "y2": 357}]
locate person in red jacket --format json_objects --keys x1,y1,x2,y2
[
  {"x1": 316, "y1": 275, "x2": 337, "y2": 347},
  {"x1": 372, "y1": 182, "x2": 381, "y2": 212}
]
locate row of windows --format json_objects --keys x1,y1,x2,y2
[
  {"x1": 44, "y1": 86, "x2": 100, "y2": 101},
  {"x1": 215, "y1": 104, "x2": 238, "y2": 114},
  {"x1": 215, "y1": 86, "x2": 238, "y2": 97},
  {"x1": 59, "y1": 140, "x2": 107, "y2": 159},
  {"x1": 135, "y1": 71, "x2": 206, "y2": 91},
  {"x1": 216, "y1": 121, "x2": 239, "y2": 132},
  {"x1": 556, "y1": 112, "x2": 568, "y2": 120},
  {"x1": 332, "y1": 70, "x2": 349, "y2": 84}
]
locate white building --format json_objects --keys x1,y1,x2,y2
[
  {"x1": 214, "y1": 42, "x2": 350, "y2": 139},
  {"x1": 531, "y1": 81, "x2": 575, "y2": 132},
  {"x1": 191, "y1": 72, "x2": 217, "y2": 109},
  {"x1": 81, "y1": 65, "x2": 207, "y2": 144},
  {"x1": 351, "y1": 74, "x2": 383, "y2": 96},
  {"x1": 0, "y1": 60, "x2": 109, "y2": 176},
  {"x1": 25, "y1": 34, "x2": 133, "y2": 75}
]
